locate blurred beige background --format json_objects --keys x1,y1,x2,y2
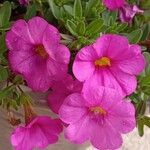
[{"x1": 0, "y1": 90, "x2": 150, "y2": 150}]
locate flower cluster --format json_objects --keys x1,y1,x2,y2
[
  {"x1": 103, "y1": 0, "x2": 144, "y2": 23},
  {"x1": 5, "y1": 1, "x2": 147, "y2": 150}
]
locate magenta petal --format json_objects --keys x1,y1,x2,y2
[
  {"x1": 28, "y1": 17, "x2": 49, "y2": 43},
  {"x1": 103, "y1": 0, "x2": 125, "y2": 10},
  {"x1": 108, "y1": 99, "x2": 136, "y2": 134},
  {"x1": 9, "y1": 20, "x2": 34, "y2": 43},
  {"x1": 116, "y1": 45, "x2": 146, "y2": 75},
  {"x1": 110, "y1": 67, "x2": 137, "y2": 96},
  {"x1": 48, "y1": 92, "x2": 66, "y2": 114},
  {"x1": 48, "y1": 75, "x2": 83, "y2": 113},
  {"x1": 76, "y1": 45, "x2": 98, "y2": 61},
  {"x1": 94, "y1": 34, "x2": 129, "y2": 60},
  {"x1": 11, "y1": 116, "x2": 63, "y2": 150},
  {"x1": 119, "y1": 4, "x2": 144, "y2": 23},
  {"x1": 11, "y1": 127, "x2": 26, "y2": 146},
  {"x1": 65, "y1": 116, "x2": 90, "y2": 144},
  {"x1": 83, "y1": 85, "x2": 105, "y2": 106},
  {"x1": 73, "y1": 45, "x2": 97, "y2": 81},
  {"x1": 8, "y1": 47, "x2": 36, "y2": 75},
  {"x1": 73, "y1": 61, "x2": 95, "y2": 81},
  {"x1": 6, "y1": 31, "x2": 33, "y2": 51},
  {"x1": 83, "y1": 69, "x2": 124, "y2": 97},
  {"x1": 59, "y1": 93, "x2": 87, "y2": 124},
  {"x1": 90, "y1": 121, "x2": 123, "y2": 150}
]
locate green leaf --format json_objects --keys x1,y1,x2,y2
[
  {"x1": 115, "y1": 23, "x2": 128, "y2": 32},
  {"x1": 73, "y1": 0, "x2": 82, "y2": 18},
  {"x1": 48, "y1": 0, "x2": 61, "y2": 19},
  {"x1": 85, "y1": 19, "x2": 103, "y2": 37},
  {"x1": 0, "y1": 66, "x2": 8, "y2": 81},
  {"x1": 139, "y1": 75, "x2": 150, "y2": 95},
  {"x1": 24, "y1": 4, "x2": 37, "y2": 20},
  {"x1": 84, "y1": 0, "x2": 99, "y2": 17},
  {"x1": 136, "y1": 101, "x2": 146, "y2": 116},
  {"x1": 0, "y1": 1, "x2": 11, "y2": 28},
  {"x1": 137, "y1": 118, "x2": 144, "y2": 137},
  {"x1": 0, "y1": 33, "x2": 7, "y2": 55},
  {"x1": 66, "y1": 20, "x2": 78, "y2": 36},
  {"x1": 143, "y1": 116, "x2": 150, "y2": 128},
  {"x1": 143, "y1": 52, "x2": 150, "y2": 75},
  {"x1": 0, "y1": 85, "x2": 14, "y2": 100},
  {"x1": 63, "y1": 5, "x2": 73, "y2": 16},
  {"x1": 77, "y1": 21, "x2": 85, "y2": 35},
  {"x1": 126, "y1": 29, "x2": 143, "y2": 43},
  {"x1": 141, "y1": 24, "x2": 150, "y2": 41}
]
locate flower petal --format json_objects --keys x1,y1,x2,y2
[
  {"x1": 59, "y1": 93, "x2": 87, "y2": 124},
  {"x1": 116, "y1": 45, "x2": 146, "y2": 75},
  {"x1": 28, "y1": 17, "x2": 58, "y2": 43},
  {"x1": 90, "y1": 120, "x2": 123, "y2": 150},
  {"x1": 108, "y1": 99, "x2": 136, "y2": 134},
  {"x1": 93, "y1": 34, "x2": 129, "y2": 60},
  {"x1": 65, "y1": 116, "x2": 90, "y2": 144}
]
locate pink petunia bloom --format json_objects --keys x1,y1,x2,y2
[
  {"x1": 19, "y1": 0, "x2": 28, "y2": 5},
  {"x1": 102, "y1": 0, "x2": 125, "y2": 10},
  {"x1": 11, "y1": 116, "x2": 63, "y2": 150},
  {"x1": 6, "y1": 17, "x2": 70, "y2": 92},
  {"x1": 73, "y1": 34, "x2": 146, "y2": 96},
  {"x1": 119, "y1": 4, "x2": 144, "y2": 23},
  {"x1": 48, "y1": 75, "x2": 83, "y2": 114},
  {"x1": 59, "y1": 86, "x2": 136, "y2": 150}
]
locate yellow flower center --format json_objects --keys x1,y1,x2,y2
[
  {"x1": 95, "y1": 57, "x2": 111, "y2": 67},
  {"x1": 36, "y1": 44, "x2": 48, "y2": 58},
  {"x1": 90, "y1": 106, "x2": 107, "y2": 115}
]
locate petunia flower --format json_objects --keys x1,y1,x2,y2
[
  {"x1": 11, "y1": 116, "x2": 63, "y2": 150},
  {"x1": 48, "y1": 75, "x2": 83, "y2": 114},
  {"x1": 11, "y1": 101, "x2": 63, "y2": 150},
  {"x1": 18, "y1": 0, "x2": 28, "y2": 5},
  {"x1": 102, "y1": 0, "x2": 125, "y2": 10},
  {"x1": 59, "y1": 86, "x2": 136, "y2": 150},
  {"x1": 6, "y1": 17, "x2": 70, "y2": 92},
  {"x1": 119, "y1": 4, "x2": 144, "y2": 23},
  {"x1": 73, "y1": 34, "x2": 146, "y2": 96}
]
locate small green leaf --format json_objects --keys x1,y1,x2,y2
[
  {"x1": 126, "y1": 29, "x2": 143, "y2": 43},
  {"x1": 141, "y1": 24, "x2": 150, "y2": 41},
  {"x1": 137, "y1": 119, "x2": 144, "y2": 137},
  {"x1": 85, "y1": 19, "x2": 103, "y2": 36},
  {"x1": 0, "y1": 33, "x2": 7, "y2": 55},
  {"x1": 48, "y1": 0, "x2": 61, "y2": 19},
  {"x1": 63, "y1": 5, "x2": 73, "y2": 16},
  {"x1": 0, "y1": 1, "x2": 11, "y2": 28},
  {"x1": 143, "y1": 116, "x2": 150, "y2": 128},
  {"x1": 136, "y1": 101, "x2": 146, "y2": 116},
  {"x1": 84, "y1": 0, "x2": 99, "y2": 17},
  {"x1": 24, "y1": 4, "x2": 37, "y2": 20},
  {"x1": 73, "y1": 0, "x2": 82, "y2": 18},
  {"x1": 0, "y1": 66, "x2": 8, "y2": 81},
  {"x1": 77, "y1": 21, "x2": 85, "y2": 35},
  {"x1": 143, "y1": 52, "x2": 150, "y2": 75},
  {"x1": 66, "y1": 20, "x2": 78, "y2": 36}
]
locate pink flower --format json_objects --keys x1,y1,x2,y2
[
  {"x1": 119, "y1": 4, "x2": 144, "y2": 23},
  {"x1": 11, "y1": 116, "x2": 63, "y2": 150},
  {"x1": 19, "y1": 0, "x2": 28, "y2": 5},
  {"x1": 6, "y1": 17, "x2": 70, "y2": 92},
  {"x1": 48, "y1": 75, "x2": 83, "y2": 114},
  {"x1": 59, "y1": 86, "x2": 136, "y2": 150},
  {"x1": 73, "y1": 34, "x2": 146, "y2": 96},
  {"x1": 102, "y1": 0, "x2": 125, "y2": 10}
]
